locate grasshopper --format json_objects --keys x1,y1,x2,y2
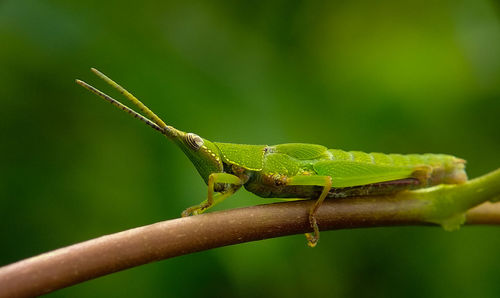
[{"x1": 76, "y1": 68, "x2": 467, "y2": 247}]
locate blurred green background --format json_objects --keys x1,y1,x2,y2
[{"x1": 1, "y1": 0, "x2": 500, "y2": 297}]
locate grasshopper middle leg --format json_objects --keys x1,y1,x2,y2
[{"x1": 287, "y1": 175, "x2": 333, "y2": 247}]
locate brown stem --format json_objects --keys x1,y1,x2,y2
[
  {"x1": 465, "y1": 201, "x2": 500, "y2": 224},
  {"x1": 0, "y1": 198, "x2": 499, "y2": 297}
]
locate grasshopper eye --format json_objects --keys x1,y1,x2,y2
[{"x1": 186, "y1": 133, "x2": 204, "y2": 150}]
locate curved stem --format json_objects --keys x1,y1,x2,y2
[{"x1": 0, "y1": 168, "x2": 499, "y2": 297}]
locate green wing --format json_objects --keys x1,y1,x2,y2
[
  {"x1": 214, "y1": 142, "x2": 267, "y2": 171},
  {"x1": 273, "y1": 143, "x2": 328, "y2": 160},
  {"x1": 313, "y1": 160, "x2": 415, "y2": 188}
]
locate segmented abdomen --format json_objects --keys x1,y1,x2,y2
[{"x1": 327, "y1": 149, "x2": 467, "y2": 185}]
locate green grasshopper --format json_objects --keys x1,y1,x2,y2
[{"x1": 76, "y1": 68, "x2": 468, "y2": 247}]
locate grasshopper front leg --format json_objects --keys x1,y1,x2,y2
[
  {"x1": 182, "y1": 173, "x2": 243, "y2": 217},
  {"x1": 287, "y1": 175, "x2": 333, "y2": 247}
]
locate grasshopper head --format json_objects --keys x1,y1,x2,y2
[
  {"x1": 174, "y1": 133, "x2": 224, "y2": 184},
  {"x1": 76, "y1": 68, "x2": 224, "y2": 185}
]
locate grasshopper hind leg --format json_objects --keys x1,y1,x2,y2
[{"x1": 287, "y1": 175, "x2": 333, "y2": 247}]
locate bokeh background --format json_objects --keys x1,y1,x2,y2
[{"x1": 2, "y1": 0, "x2": 500, "y2": 297}]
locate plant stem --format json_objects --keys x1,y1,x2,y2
[
  {"x1": 0, "y1": 168, "x2": 499, "y2": 297},
  {"x1": 412, "y1": 168, "x2": 500, "y2": 228}
]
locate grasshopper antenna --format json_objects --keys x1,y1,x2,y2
[
  {"x1": 76, "y1": 79, "x2": 166, "y2": 134},
  {"x1": 76, "y1": 68, "x2": 180, "y2": 138}
]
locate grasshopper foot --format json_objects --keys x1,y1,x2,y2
[
  {"x1": 181, "y1": 208, "x2": 194, "y2": 217},
  {"x1": 305, "y1": 214, "x2": 320, "y2": 247},
  {"x1": 181, "y1": 203, "x2": 210, "y2": 217}
]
